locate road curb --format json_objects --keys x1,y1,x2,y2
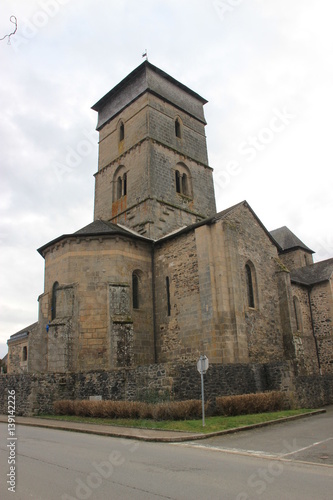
[
  {"x1": 179, "y1": 409, "x2": 327, "y2": 442},
  {"x1": 0, "y1": 409, "x2": 326, "y2": 442}
]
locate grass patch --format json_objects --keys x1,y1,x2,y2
[{"x1": 40, "y1": 408, "x2": 314, "y2": 434}]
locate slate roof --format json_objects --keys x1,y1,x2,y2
[
  {"x1": 155, "y1": 202, "x2": 242, "y2": 243},
  {"x1": 38, "y1": 201, "x2": 282, "y2": 255},
  {"x1": 158, "y1": 201, "x2": 282, "y2": 250},
  {"x1": 92, "y1": 61, "x2": 207, "y2": 130},
  {"x1": 74, "y1": 220, "x2": 133, "y2": 237},
  {"x1": 270, "y1": 226, "x2": 314, "y2": 253},
  {"x1": 291, "y1": 258, "x2": 333, "y2": 286},
  {"x1": 37, "y1": 220, "x2": 145, "y2": 256},
  {"x1": 8, "y1": 322, "x2": 38, "y2": 343}
]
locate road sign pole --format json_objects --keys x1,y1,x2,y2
[
  {"x1": 200, "y1": 363, "x2": 205, "y2": 427},
  {"x1": 197, "y1": 355, "x2": 209, "y2": 428}
]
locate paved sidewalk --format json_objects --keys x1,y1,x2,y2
[
  {"x1": 0, "y1": 409, "x2": 326, "y2": 443},
  {"x1": 0, "y1": 415, "x2": 198, "y2": 442}
]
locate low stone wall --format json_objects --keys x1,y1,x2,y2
[
  {"x1": 294, "y1": 375, "x2": 333, "y2": 408},
  {"x1": 1, "y1": 361, "x2": 333, "y2": 416}
]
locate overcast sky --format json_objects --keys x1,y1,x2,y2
[{"x1": 1, "y1": 0, "x2": 332, "y2": 358}]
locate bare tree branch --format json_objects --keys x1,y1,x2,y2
[{"x1": 0, "y1": 16, "x2": 17, "y2": 44}]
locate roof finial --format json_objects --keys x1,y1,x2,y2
[{"x1": 142, "y1": 49, "x2": 148, "y2": 62}]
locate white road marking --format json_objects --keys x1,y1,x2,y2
[
  {"x1": 281, "y1": 437, "x2": 333, "y2": 457},
  {"x1": 172, "y1": 442, "x2": 279, "y2": 458},
  {"x1": 173, "y1": 437, "x2": 333, "y2": 464}
]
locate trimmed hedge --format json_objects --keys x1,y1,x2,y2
[
  {"x1": 53, "y1": 391, "x2": 287, "y2": 420},
  {"x1": 215, "y1": 391, "x2": 286, "y2": 416},
  {"x1": 53, "y1": 399, "x2": 207, "y2": 421}
]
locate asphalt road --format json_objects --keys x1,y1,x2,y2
[
  {"x1": 178, "y1": 406, "x2": 333, "y2": 466},
  {"x1": 0, "y1": 410, "x2": 332, "y2": 500}
]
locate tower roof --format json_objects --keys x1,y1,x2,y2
[
  {"x1": 291, "y1": 258, "x2": 333, "y2": 286},
  {"x1": 270, "y1": 226, "x2": 314, "y2": 253},
  {"x1": 92, "y1": 61, "x2": 208, "y2": 130},
  {"x1": 37, "y1": 220, "x2": 148, "y2": 257}
]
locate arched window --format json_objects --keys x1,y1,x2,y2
[
  {"x1": 175, "y1": 118, "x2": 182, "y2": 138},
  {"x1": 174, "y1": 163, "x2": 192, "y2": 198},
  {"x1": 245, "y1": 264, "x2": 255, "y2": 308},
  {"x1": 51, "y1": 281, "x2": 59, "y2": 320},
  {"x1": 22, "y1": 346, "x2": 27, "y2": 361},
  {"x1": 293, "y1": 296, "x2": 303, "y2": 331},
  {"x1": 113, "y1": 166, "x2": 128, "y2": 201},
  {"x1": 132, "y1": 272, "x2": 140, "y2": 309},
  {"x1": 119, "y1": 121, "x2": 125, "y2": 142}
]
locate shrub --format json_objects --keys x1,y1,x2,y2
[
  {"x1": 53, "y1": 398, "x2": 207, "y2": 420},
  {"x1": 54, "y1": 393, "x2": 287, "y2": 420},
  {"x1": 73, "y1": 400, "x2": 90, "y2": 417},
  {"x1": 53, "y1": 400, "x2": 75, "y2": 415},
  {"x1": 215, "y1": 391, "x2": 286, "y2": 416},
  {"x1": 138, "y1": 402, "x2": 154, "y2": 419},
  {"x1": 152, "y1": 400, "x2": 208, "y2": 421}
]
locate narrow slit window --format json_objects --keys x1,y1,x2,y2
[
  {"x1": 119, "y1": 122, "x2": 124, "y2": 142},
  {"x1": 123, "y1": 173, "x2": 127, "y2": 196},
  {"x1": 175, "y1": 170, "x2": 181, "y2": 193},
  {"x1": 175, "y1": 118, "x2": 181, "y2": 138},
  {"x1": 293, "y1": 296, "x2": 302, "y2": 331},
  {"x1": 22, "y1": 346, "x2": 27, "y2": 361},
  {"x1": 51, "y1": 281, "x2": 59, "y2": 320},
  {"x1": 245, "y1": 264, "x2": 255, "y2": 308},
  {"x1": 166, "y1": 276, "x2": 171, "y2": 316},
  {"x1": 294, "y1": 298, "x2": 299, "y2": 330},
  {"x1": 132, "y1": 273, "x2": 139, "y2": 309}
]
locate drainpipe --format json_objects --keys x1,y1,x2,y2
[{"x1": 308, "y1": 286, "x2": 322, "y2": 375}]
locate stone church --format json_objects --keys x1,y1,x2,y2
[{"x1": 7, "y1": 61, "x2": 333, "y2": 377}]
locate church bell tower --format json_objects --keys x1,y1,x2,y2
[{"x1": 92, "y1": 61, "x2": 216, "y2": 239}]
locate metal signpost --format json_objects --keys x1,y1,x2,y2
[{"x1": 197, "y1": 355, "x2": 209, "y2": 427}]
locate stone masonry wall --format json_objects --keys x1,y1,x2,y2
[
  {"x1": 40, "y1": 235, "x2": 154, "y2": 372},
  {"x1": 153, "y1": 203, "x2": 313, "y2": 367},
  {"x1": 96, "y1": 91, "x2": 209, "y2": 173},
  {"x1": 28, "y1": 299, "x2": 48, "y2": 373},
  {"x1": 94, "y1": 139, "x2": 150, "y2": 222},
  {"x1": 311, "y1": 279, "x2": 333, "y2": 374},
  {"x1": 7, "y1": 340, "x2": 29, "y2": 375},
  {"x1": 96, "y1": 136, "x2": 215, "y2": 240},
  {"x1": 97, "y1": 93, "x2": 149, "y2": 170},
  {"x1": 94, "y1": 88, "x2": 216, "y2": 240},
  {"x1": 154, "y1": 230, "x2": 202, "y2": 363},
  {"x1": 223, "y1": 205, "x2": 286, "y2": 364},
  {"x1": 148, "y1": 94, "x2": 209, "y2": 166},
  {"x1": 291, "y1": 283, "x2": 320, "y2": 375},
  {"x1": 150, "y1": 141, "x2": 215, "y2": 220},
  {"x1": 279, "y1": 249, "x2": 313, "y2": 272},
  {"x1": 1, "y1": 361, "x2": 333, "y2": 416},
  {"x1": 47, "y1": 318, "x2": 73, "y2": 373},
  {"x1": 8, "y1": 323, "x2": 40, "y2": 374}
]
